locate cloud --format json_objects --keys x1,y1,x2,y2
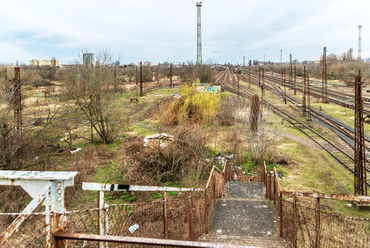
[{"x1": 0, "y1": 0, "x2": 370, "y2": 64}]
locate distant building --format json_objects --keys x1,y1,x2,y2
[
  {"x1": 138, "y1": 61, "x2": 153, "y2": 67},
  {"x1": 83, "y1": 53, "x2": 94, "y2": 64},
  {"x1": 29, "y1": 59, "x2": 59, "y2": 67},
  {"x1": 29, "y1": 59, "x2": 39, "y2": 66}
]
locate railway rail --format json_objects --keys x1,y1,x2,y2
[
  {"x1": 216, "y1": 69, "x2": 370, "y2": 186},
  {"x1": 244, "y1": 71, "x2": 370, "y2": 115}
]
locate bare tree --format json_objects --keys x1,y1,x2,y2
[{"x1": 61, "y1": 49, "x2": 128, "y2": 144}]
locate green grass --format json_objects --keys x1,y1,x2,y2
[{"x1": 128, "y1": 124, "x2": 156, "y2": 136}]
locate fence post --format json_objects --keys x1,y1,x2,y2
[
  {"x1": 188, "y1": 191, "x2": 193, "y2": 240},
  {"x1": 213, "y1": 174, "x2": 216, "y2": 203},
  {"x1": 273, "y1": 171, "x2": 276, "y2": 203},
  {"x1": 279, "y1": 193, "x2": 283, "y2": 238},
  {"x1": 163, "y1": 191, "x2": 168, "y2": 239},
  {"x1": 293, "y1": 195, "x2": 297, "y2": 248},
  {"x1": 315, "y1": 198, "x2": 320, "y2": 248},
  {"x1": 98, "y1": 191, "x2": 106, "y2": 248}
]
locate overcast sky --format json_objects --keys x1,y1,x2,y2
[{"x1": 1, "y1": 0, "x2": 370, "y2": 65}]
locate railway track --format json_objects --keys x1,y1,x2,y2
[
  {"x1": 244, "y1": 70, "x2": 370, "y2": 156},
  {"x1": 243, "y1": 71, "x2": 370, "y2": 115},
  {"x1": 217, "y1": 69, "x2": 370, "y2": 185}
]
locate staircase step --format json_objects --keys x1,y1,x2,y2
[
  {"x1": 226, "y1": 182, "x2": 265, "y2": 199},
  {"x1": 199, "y1": 234, "x2": 288, "y2": 247},
  {"x1": 212, "y1": 199, "x2": 276, "y2": 237}
]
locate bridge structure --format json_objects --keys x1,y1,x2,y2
[{"x1": 1, "y1": 160, "x2": 370, "y2": 247}]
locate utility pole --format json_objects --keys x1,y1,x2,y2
[
  {"x1": 358, "y1": 25, "x2": 362, "y2": 62},
  {"x1": 13, "y1": 67, "x2": 22, "y2": 131},
  {"x1": 170, "y1": 63, "x2": 173, "y2": 87},
  {"x1": 248, "y1": 66, "x2": 251, "y2": 89},
  {"x1": 354, "y1": 71, "x2": 367, "y2": 195},
  {"x1": 302, "y1": 66, "x2": 306, "y2": 117},
  {"x1": 139, "y1": 62, "x2": 143, "y2": 97},
  {"x1": 196, "y1": 2, "x2": 202, "y2": 64},
  {"x1": 135, "y1": 66, "x2": 138, "y2": 85},
  {"x1": 258, "y1": 66, "x2": 261, "y2": 87},
  {"x1": 261, "y1": 68, "x2": 264, "y2": 101},
  {"x1": 322, "y1": 47, "x2": 327, "y2": 101},
  {"x1": 307, "y1": 75, "x2": 311, "y2": 121},
  {"x1": 243, "y1": 56, "x2": 245, "y2": 74},
  {"x1": 280, "y1": 49, "x2": 282, "y2": 63},
  {"x1": 156, "y1": 64, "x2": 159, "y2": 86},
  {"x1": 294, "y1": 65, "x2": 297, "y2": 95},
  {"x1": 283, "y1": 69, "x2": 286, "y2": 104},
  {"x1": 289, "y1": 54, "x2": 292, "y2": 90}
]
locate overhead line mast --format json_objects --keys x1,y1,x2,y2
[{"x1": 196, "y1": 2, "x2": 202, "y2": 64}]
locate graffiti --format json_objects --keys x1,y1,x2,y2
[{"x1": 195, "y1": 85, "x2": 221, "y2": 94}]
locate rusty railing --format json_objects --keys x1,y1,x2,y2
[
  {"x1": 258, "y1": 161, "x2": 370, "y2": 248},
  {"x1": 0, "y1": 160, "x2": 235, "y2": 247}
]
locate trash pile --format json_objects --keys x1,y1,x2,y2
[{"x1": 143, "y1": 133, "x2": 174, "y2": 148}]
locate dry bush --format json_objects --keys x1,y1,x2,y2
[{"x1": 120, "y1": 125, "x2": 210, "y2": 184}]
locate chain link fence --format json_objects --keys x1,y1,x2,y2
[{"x1": 0, "y1": 163, "x2": 232, "y2": 247}]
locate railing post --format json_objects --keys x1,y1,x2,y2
[
  {"x1": 279, "y1": 193, "x2": 283, "y2": 238},
  {"x1": 188, "y1": 191, "x2": 192, "y2": 241},
  {"x1": 267, "y1": 173, "x2": 271, "y2": 199},
  {"x1": 163, "y1": 191, "x2": 168, "y2": 239},
  {"x1": 205, "y1": 190, "x2": 208, "y2": 234},
  {"x1": 98, "y1": 191, "x2": 106, "y2": 248},
  {"x1": 213, "y1": 174, "x2": 216, "y2": 203},
  {"x1": 315, "y1": 197, "x2": 320, "y2": 248},
  {"x1": 273, "y1": 171, "x2": 276, "y2": 203},
  {"x1": 293, "y1": 194, "x2": 297, "y2": 248}
]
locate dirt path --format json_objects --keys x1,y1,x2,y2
[{"x1": 280, "y1": 133, "x2": 321, "y2": 150}]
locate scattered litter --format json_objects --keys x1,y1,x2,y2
[
  {"x1": 225, "y1": 153, "x2": 234, "y2": 159},
  {"x1": 143, "y1": 133, "x2": 174, "y2": 148},
  {"x1": 277, "y1": 172, "x2": 284, "y2": 180},
  {"x1": 346, "y1": 203, "x2": 352, "y2": 208},
  {"x1": 128, "y1": 224, "x2": 139, "y2": 233},
  {"x1": 205, "y1": 158, "x2": 210, "y2": 162},
  {"x1": 288, "y1": 175, "x2": 293, "y2": 178},
  {"x1": 216, "y1": 229, "x2": 222, "y2": 234},
  {"x1": 70, "y1": 148, "x2": 82, "y2": 154},
  {"x1": 234, "y1": 174, "x2": 238, "y2": 182},
  {"x1": 39, "y1": 95, "x2": 43, "y2": 97},
  {"x1": 35, "y1": 157, "x2": 39, "y2": 160},
  {"x1": 235, "y1": 165, "x2": 241, "y2": 170},
  {"x1": 154, "y1": 95, "x2": 163, "y2": 98},
  {"x1": 173, "y1": 93, "x2": 181, "y2": 98}
]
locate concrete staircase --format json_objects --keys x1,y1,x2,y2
[{"x1": 199, "y1": 182, "x2": 287, "y2": 247}]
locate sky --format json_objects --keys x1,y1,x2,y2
[{"x1": 1, "y1": 0, "x2": 370, "y2": 65}]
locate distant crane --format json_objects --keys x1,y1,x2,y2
[{"x1": 196, "y1": 2, "x2": 202, "y2": 64}]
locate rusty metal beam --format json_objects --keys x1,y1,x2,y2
[
  {"x1": 0, "y1": 183, "x2": 49, "y2": 246},
  {"x1": 82, "y1": 183, "x2": 204, "y2": 192},
  {"x1": 281, "y1": 191, "x2": 370, "y2": 203},
  {"x1": 52, "y1": 231, "x2": 249, "y2": 248}
]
